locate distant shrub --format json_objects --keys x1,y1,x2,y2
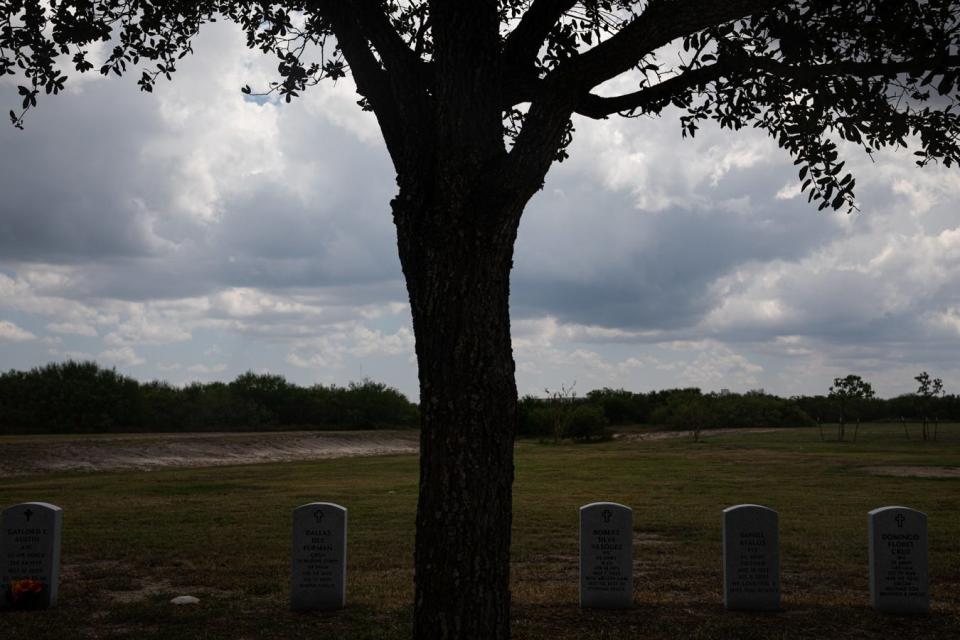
[
  {"x1": 517, "y1": 396, "x2": 609, "y2": 441},
  {"x1": 655, "y1": 390, "x2": 814, "y2": 430},
  {"x1": 565, "y1": 404, "x2": 610, "y2": 442},
  {"x1": 518, "y1": 402, "x2": 557, "y2": 438},
  {"x1": 663, "y1": 398, "x2": 719, "y2": 431}
]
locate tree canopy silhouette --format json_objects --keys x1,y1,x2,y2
[{"x1": 3, "y1": 1, "x2": 960, "y2": 637}]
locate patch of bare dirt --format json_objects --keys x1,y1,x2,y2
[
  {"x1": 614, "y1": 427, "x2": 785, "y2": 442},
  {"x1": 0, "y1": 430, "x2": 419, "y2": 476},
  {"x1": 862, "y1": 465, "x2": 960, "y2": 478},
  {"x1": 634, "y1": 532, "x2": 673, "y2": 546}
]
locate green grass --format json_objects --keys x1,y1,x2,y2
[{"x1": 2, "y1": 424, "x2": 959, "y2": 639}]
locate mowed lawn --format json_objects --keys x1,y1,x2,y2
[{"x1": 2, "y1": 425, "x2": 959, "y2": 639}]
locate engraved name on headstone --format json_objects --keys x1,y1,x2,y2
[
  {"x1": 869, "y1": 506, "x2": 929, "y2": 614},
  {"x1": 579, "y1": 502, "x2": 633, "y2": 609},
  {"x1": 1, "y1": 502, "x2": 63, "y2": 610},
  {"x1": 290, "y1": 502, "x2": 347, "y2": 611},
  {"x1": 723, "y1": 504, "x2": 780, "y2": 611}
]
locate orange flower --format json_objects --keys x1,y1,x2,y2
[{"x1": 10, "y1": 579, "x2": 43, "y2": 602}]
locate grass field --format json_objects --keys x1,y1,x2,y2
[{"x1": 2, "y1": 424, "x2": 959, "y2": 639}]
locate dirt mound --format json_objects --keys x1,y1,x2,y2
[
  {"x1": 0, "y1": 430, "x2": 420, "y2": 476},
  {"x1": 615, "y1": 427, "x2": 784, "y2": 442}
]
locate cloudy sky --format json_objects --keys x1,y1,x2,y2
[{"x1": 2, "y1": 22, "x2": 959, "y2": 401}]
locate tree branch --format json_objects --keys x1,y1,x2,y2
[
  {"x1": 354, "y1": 0, "x2": 426, "y2": 78},
  {"x1": 573, "y1": 53, "x2": 960, "y2": 119},
  {"x1": 575, "y1": 64, "x2": 723, "y2": 117},
  {"x1": 574, "y1": 51, "x2": 960, "y2": 119},
  {"x1": 564, "y1": 0, "x2": 788, "y2": 91},
  {"x1": 502, "y1": 0, "x2": 577, "y2": 69},
  {"x1": 310, "y1": 1, "x2": 408, "y2": 167},
  {"x1": 503, "y1": 1, "x2": 789, "y2": 197}
]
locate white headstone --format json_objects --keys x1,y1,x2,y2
[
  {"x1": 723, "y1": 504, "x2": 780, "y2": 611},
  {"x1": 579, "y1": 502, "x2": 633, "y2": 609},
  {"x1": 290, "y1": 502, "x2": 347, "y2": 611},
  {"x1": 1, "y1": 502, "x2": 63, "y2": 610},
  {"x1": 868, "y1": 506, "x2": 929, "y2": 614}
]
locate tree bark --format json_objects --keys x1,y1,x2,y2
[{"x1": 393, "y1": 179, "x2": 524, "y2": 640}]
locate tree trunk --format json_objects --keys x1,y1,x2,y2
[{"x1": 393, "y1": 182, "x2": 523, "y2": 640}]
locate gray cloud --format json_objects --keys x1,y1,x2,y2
[{"x1": 512, "y1": 122, "x2": 840, "y2": 330}]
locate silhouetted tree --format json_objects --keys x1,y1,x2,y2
[
  {"x1": 544, "y1": 381, "x2": 577, "y2": 442},
  {"x1": 915, "y1": 371, "x2": 944, "y2": 441},
  {"x1": 5, "y1": 2, "x2": 960, "y2": 636},
  {"x1": 829, "y1": 374, "x2": 875, "y2": 441},
  {"x1": 670, "y1": 395, "x2": 720, "y2": 442}
]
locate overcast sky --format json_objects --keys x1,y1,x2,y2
[{"x1": 2, "y1": 22, "x2": 959, "y2": 401}]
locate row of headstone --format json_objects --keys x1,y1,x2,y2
[
  {"x1": 0, "y1": 500, "x2": 931, "y2": 615},
  {"x1": 0, "y1": 500, "x2": 350, "y2": 612},
  {"x1": 579, "y1": 502, "x2": 930, "y2": 614}
]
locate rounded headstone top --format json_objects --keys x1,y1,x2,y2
[
  {"x1": 2, "y1": 502, "x2": 62, "y2": 515},
  {"x1": 868, "y1": 505, "x2": 926, "y2": 517},
  {"x1": 294, "y1": 502, "x2": 346, "y2": 514},
  {"x1": 580, "y1": 502, "x2": 631, "y2": 513},
  {"x1": 723, "y1": 504, "x2": 777, "y2": 514}
]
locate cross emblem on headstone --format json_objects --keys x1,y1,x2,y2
[
  {"x1": 313, "y1": 510, "x2": 325, "y2": 524},
  {"x1": 23, "y1": 508, "x2": 33, "y2": 522},
  {"x1": 602, "y1": 509, "x2": 612, "y2": 524},
  {"x1": 895, "y1": 513, "x2": 906, "y2": 528}
]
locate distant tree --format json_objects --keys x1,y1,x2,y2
[
  {"x1": 668, "y1": 395, "x2": 720, "y2": 442},
  {"x1": 586, "y1": 387, "x2": 652, "y2": 424},
  {"x1": 649, "y1": 387, "x2": 705, "y2": 425},
  {"x1": 544, "y1": 381, "x2": 577, "y2": 443},
  {"x1": 565, "y1": 403, "x2": 610, "y2": 441},
  {"x1": 6, "y1": 2, "x2": 960, "y2": 636},
  {"x1": 915, "y1": 371, "x2": 944, "y2": 441},
  {"x1": 828, "y1": 374, "x2": 875, "y2": 441}
]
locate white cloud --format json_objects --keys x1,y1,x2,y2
[
  {"x1": 47, "y1": 322, "x2": 98, "y2": 337},
  {"x1": 0, "y1": 320, "x2": 36, "y2": 342},
  {"x1": 99, "y1": 346, "x2": 146, "y2": 367},
  {"x1": 286, "y1": 325, "x2": 415, "y2": 370},
  {"x1": 103, "y1": 314, "x2": 192, "y2": 346},
  {"x1": 775, "y1": 182, "x2": 801, "y2": 200},
  {"x1": 49, "y1": 349, "x2": 94, "y2": 360},
  {"x1": 673, "y1": 341, "x2": 764, "y2": 389},
  {"x1": 187, "y1": 363, "x2": 228, "y2": 374}
]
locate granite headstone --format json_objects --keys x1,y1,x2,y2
[
  {"x1": 723, "y1": 504, "x2": 780, "y2": 611},
  {"x1": 579, "y1": 502, "x2": 632, "y2": 609},
  {"x1": 291, "y1": 502, "x2": 347, "y2": 610},
  {"x1": 1, "y1": 502, "x2": 63, "y2": 610},
  {"x1": 868, "y1": 506, "x2": 929, "y2": 614}
]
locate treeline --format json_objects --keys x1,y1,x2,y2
[
  {"x1": 792, "y1": 394, "x2": 960, "y2": 423},
  {"x1": 518, "y1": 386, "x2": 960, "y2": 440},
  {"x1": 518, "y1": 388, "x2": 815, "y2": 440},
  {"x1": 0, "y1": 361, "x2": 419, "y2": 434},
  {"x1": 4, "y1": 361, "x2": 958, "y2": 437}
]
